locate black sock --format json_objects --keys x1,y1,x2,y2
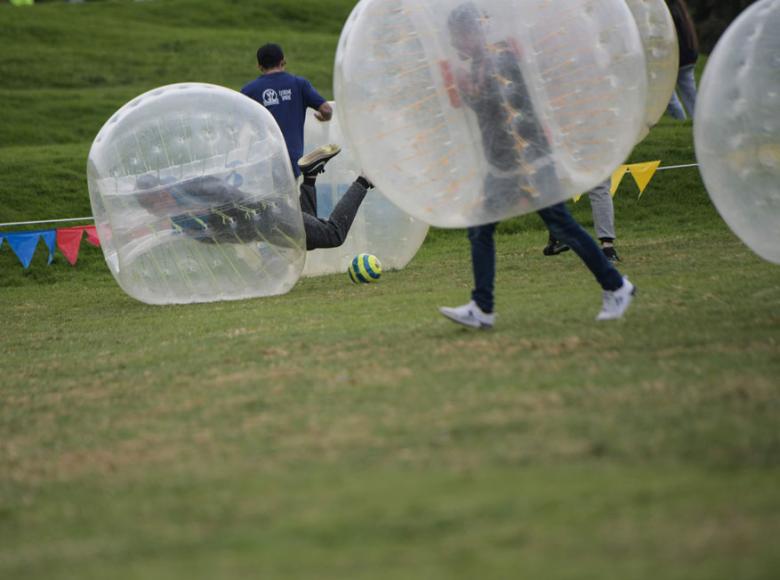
[{"x1": 356, "y1": 176, "x2": 373, "y2": 189}]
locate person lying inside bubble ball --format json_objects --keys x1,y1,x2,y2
[
  {"x1": 438, "y1": 1, "x2": 636, "y2": 328},
  {"x1": 135, "y1": 144, "x2": 373, "y2": 251}
]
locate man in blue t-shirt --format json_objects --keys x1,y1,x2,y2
[{"x1": 241, "y1": 43, "x2": 335, "y2": 215}]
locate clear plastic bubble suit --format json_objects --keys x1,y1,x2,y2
[
  {"x1": 301, "y1": 102, "x2": 429, "y2": 277},
  {"x1": 694, "y1": 0, "x2": 780, "y2": 265},
  {"x1": 87, "y1": 83, "x2": 306, "y2": 305},
  {"x1": 335, "y1": 0, "x2": 647, "y2": 228},
  {"x1": 624, "y1": 0, "x2": 679, "y2": 139}
]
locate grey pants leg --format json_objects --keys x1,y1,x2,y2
[
  {"x1": 299, "y1": 181, "x2": 318, "y2": 217},
  {"x1": 587, "y1": 178, "x2": 615, "y2": 241},
  {"x1": 303, "y1": 180, "x2": 368, "y2": 250}
]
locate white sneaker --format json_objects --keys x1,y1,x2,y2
[
  {"x1": 596, "y1": 277, "x2": 636, "y2": 321},
  {"x1": 439, "y1": 300, "x2": 495, "y2": 329}
]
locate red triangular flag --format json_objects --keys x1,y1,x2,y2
[
  {"x1": 84, "y1": 225, "x2": 100, "y2": 247},
  {"x1": 56, "y1": 227, "x2": 85, "y2": 265}
]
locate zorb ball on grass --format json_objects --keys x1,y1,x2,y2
[
  {"x1": 301, "y1": 102, "x2": 429, "y2": 278},
  {"x1": 624, "y1": 0, "x2": 679, "y2": 140},
  {"x1": 335, "y1": 0, "x2": 647, "y2": 228},
  {"x1": 87, "y1": 83, "x2": 306, "y2": 305},
  {"x1": 694, "y1": 0, "x2": 780, "y2": 265}
]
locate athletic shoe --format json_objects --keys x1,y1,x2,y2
[
  {"x1": 596, "y1": 277, "x2": 636, "y2": 321},
  {"x1": 298, "y1": 144, "x2": 341, "y2": 176},
  {"x1": 602, "y1": 245, "x2": 621, "y2": 262},
  {"x1": 543, "y1": 235, "x2": 570, "y2": 256},
  {"x1": 439, "y1": 300, "x2": 495, "y2": 329}
]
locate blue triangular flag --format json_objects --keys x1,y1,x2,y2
[
  {"x1": 40, "y1": 229, "x2": 56, "y2": 264},
  {"x1": 6, "y1": 231, "x2": 42, "y2": 269}
]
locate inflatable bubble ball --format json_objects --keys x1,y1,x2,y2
[
  {"x1": 694, "y1": 0, "x2": 780, "y2": 265},
  {"x1": 301, "y1": 102, "x2": 429, "y2": 278},
  {"x1": 87, "y1": 83, "x2": 306, "y2": 305},
  {"x1": 335, "y1": 0, "x2": 647, "y2": 228},
  {"x1": 624, "y1": 0, "x2": 679, "y2": 140}
]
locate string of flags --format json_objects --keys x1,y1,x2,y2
[
  {"x1": 572, "y1": 160, "x2": 685, "y2": 202},
  {"x1": 0, "y1": 225, "x2": 99, "y2": 269},
  {"x1": 0, "y1": 160, "x2": 698, "y2": 269}
]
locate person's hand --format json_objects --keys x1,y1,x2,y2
[{"x1": 315, "y1": 102, "x2": 333, "y2": 122}]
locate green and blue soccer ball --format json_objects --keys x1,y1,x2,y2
[{"x1": 348, "y1": 253, "x2": 382, "y2": 284}]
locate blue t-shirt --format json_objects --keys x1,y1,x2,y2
[{"x1": 241, "y1": 71, "x2": 326, "y2": 176}]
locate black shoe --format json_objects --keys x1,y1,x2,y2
[
  {"x1": 298, "y1": 144, "x2": 341, "y2": 177},
  {"x1": 602, "y1": 245, "x2": 621, "y2": 262},
  {"x1": 543, "y1": 235, "x2": 570, "y2": 256}
]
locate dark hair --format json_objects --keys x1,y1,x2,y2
[
  {"x1": 667, "y1": 0, "x2": 699, "y2": 52},
  {"x1": 447, "y1": 2, "x2": 482, "y2": 38},
  {"x1": 256, "y1": 43, "x2": 284, "y2": 70}
]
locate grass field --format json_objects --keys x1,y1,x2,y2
[{"x1": 1, "y1": 1, "x2": 779, "y2": 579}]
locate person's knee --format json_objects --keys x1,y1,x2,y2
[
  {"x1": 313, "y1": 224, "x2": 347, "y2": 250},
  {"x1": 539, "y1": 204, "x2": 578, "y2": 240}
]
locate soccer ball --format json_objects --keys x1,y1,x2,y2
[{"x1": 348, "y1": 253, "x2": 382, "y2": 284}]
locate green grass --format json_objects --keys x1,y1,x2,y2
[{"x1": 1, "y1": 2, "x2": 779, "y2": 579}]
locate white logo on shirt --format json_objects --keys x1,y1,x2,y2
[{"x1": 262, "y1": 89, "x2": 279, "y2": 106}]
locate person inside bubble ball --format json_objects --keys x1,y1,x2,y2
[
  {"x1": 241, "y1": 43, "x2": 334, "y2": 216},
  {"x1": 438, "y1": 1, "x2": 636, "y2": 328},
  {"x1": 135, "y1": 145, "x2": 373, "y2": 252}
]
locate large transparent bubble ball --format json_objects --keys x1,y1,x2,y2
[
  {"x1": 335, "y1": 0, "x2": 647, "y2": 228},
  {"x1": 625, "y1": 0, "x2": 679, "y2": 139},
  {"x1": 87, "y1": 83, "x2": 306, "y2": 305},
  {"x1": 301, "y1": 102, "x2": 429, "y2": 278},
  {"x1": 694, "y1": 0, "x2": 780, "y2": 265}
]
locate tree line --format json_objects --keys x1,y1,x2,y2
[{"x1": 688, "y1": 0, "x2": 758, "y2": 52}]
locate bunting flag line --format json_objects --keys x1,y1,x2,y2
[
  {"x1": 628, "y1": 160, "x2": 662, "y2": 198},
  {"x1": 3, "y1": 230, "x2": 56, "y2": 269},
  {"x1": 1, "y1": 160, "x2": 697, "y2": 268},
  {"x1": 573, "y1": 160, "x2": 695, "y2": 203},
  {"x1": 610, "y1": 165, "x2": 631, "y2": 196},
  {"x1": 0, "y1": 225, "x2": 99, "y2": 269},
  {"x1": 56, "y1": 227, "x2": 87, "y2": 266}
]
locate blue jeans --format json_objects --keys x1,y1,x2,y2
[
  {"x1": 666, "y1": 64, "x2": 698, "y2": 120},
  {"x1": 468, "y1": 202, "x2": 624, "y2": 313}
]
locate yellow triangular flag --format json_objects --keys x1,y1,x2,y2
[
  {"x1": 572, "y1": 193, "x2": 583, "y2": 203},
  {"x1": 628, "y1": 160, "x2": 661, "y2": 198},
  {"x1": 610, "y1": 165, "x2": 629, "y2": 196}
]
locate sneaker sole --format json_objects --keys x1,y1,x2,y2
[{"x1": 297, "y1": 144, "x2": 341, "y2": 168}]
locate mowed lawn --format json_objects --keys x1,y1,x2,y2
[{"x1": 1, "y1": 1, "x2": 779, "y2": 579}]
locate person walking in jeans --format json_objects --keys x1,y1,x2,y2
[
  {"x1": 439, "y1": 2, "x2": 636, "y2": 329},
  {"x1": 666, "y1": 0, "x2": 699, "y2": 119}
]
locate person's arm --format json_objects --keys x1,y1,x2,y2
[
  {"x1": 301, "y1": 78, "x2": 331, "y2": 121},
  {"x1": 314, "y1": 101, "x2": 333, "y2": 122}
]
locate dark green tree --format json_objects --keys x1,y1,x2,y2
[{"x1": 687, "y1": 0, "x2": 760, "y2": 52}]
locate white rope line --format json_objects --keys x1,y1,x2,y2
[
  {"x1": 0, "y1": 163, "x2": 702, "y2": 230},
  {"x1": 655, "y1": 163, "x2": 699, "y2": 171},
  {"x1": 0, "y1": 217, "x2": 94, "y2": 228}
]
